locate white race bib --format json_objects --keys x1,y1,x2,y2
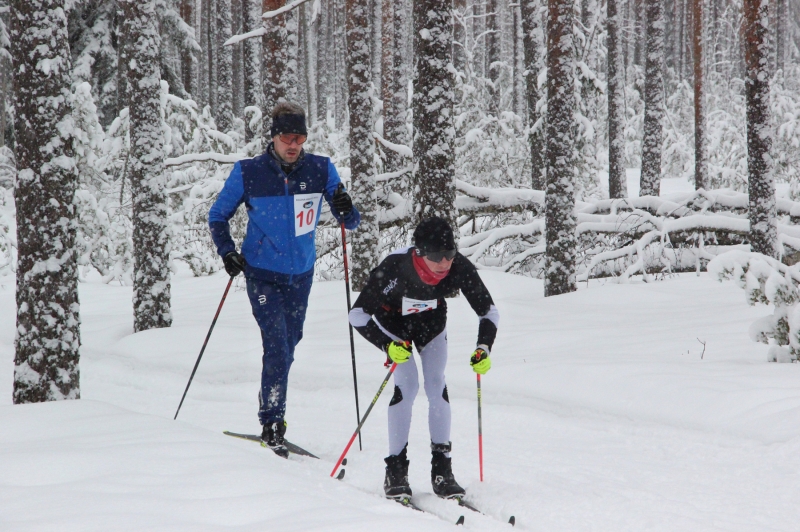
[
  {"x1": 293, "y1": 193, "x2": 323, "y2": 236},
  {"x1": 401, "y1": 297, "x2": 438, "y2": 316}
]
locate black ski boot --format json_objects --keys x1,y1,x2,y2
[
  {"x1": 431, "y1": 442, "x2": 465, "y2": 499},
  {"x1": 384, "y1": 445, "x2": 412, "y2": 499},
  {"x1": 260, "y1": 420, "x2": 289, "y2": 458}
]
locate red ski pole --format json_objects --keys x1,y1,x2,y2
[
  {"x1": 330, "y1": 362, "x2": 398, "y2": 477},
  {"x1": 477, "y1": 373, "x2": 484, "y2": 481}
]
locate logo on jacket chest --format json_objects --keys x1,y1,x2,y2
[{"x1": 299, "y1": 182, "x2": 307, "y2": 191}]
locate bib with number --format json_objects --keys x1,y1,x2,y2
[
  {"x1": 401, "y1": 296, "x2": 438, "y2": 316},
  {"x1": 293, "y1": 193, "x2": 323, "y2": 236}
]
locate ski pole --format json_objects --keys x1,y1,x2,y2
[
  {"x1": 341, "y1": 222, "x2": 363, "y2": 451},
  {"x1": 330, "y1": 362, "x2": 397, "y2": 477},
  {"x1": 174, "y1": 276, "x2": 234, "y2": 420},
  {"x1": 477, "y1": 373, "x2": 484, "y2": 481}
]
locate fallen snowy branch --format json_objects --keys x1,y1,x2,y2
[
  {"x1": 373, "y1": 132, "x2": 413, "y2": 158},
  {"x1": 165, "y1": 153, "x2": 246, "y2": 167}
]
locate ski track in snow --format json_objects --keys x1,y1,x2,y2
[{"x1": 2, "y1": 267, "x2": 800, "y2": 530}]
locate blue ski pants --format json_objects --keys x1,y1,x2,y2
[{"x1": 246, "y1": 271, "x2": 313, "y2": 425}]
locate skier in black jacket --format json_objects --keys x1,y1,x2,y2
[{"x1": 348, "y1": 216, "x2": 499, "y2": 500}]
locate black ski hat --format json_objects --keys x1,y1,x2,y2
[{"x1": 413, "y1": 217, "x2": 456, "y2": 252}]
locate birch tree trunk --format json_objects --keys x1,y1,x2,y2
[
  {"x1": 692, "y1": 0, "x2": 706, "y2": 189},
  {"x1": 217, "y1": 0, "x2": 234, "y2": 132},
  {"x1": 122, "y1": 0, "x2": 173, "y2": 332},
  {"x1": 12, "y1": 0, "x2": 81, "y2": 403},
  {"x1": 413, "y1": 0, "x2": 457, "y2": 229},
  {"x1": 744, "y1": 0, "x2": 777, "y2": 257},
  {"x1": 521, "y1": 0, "x2": 545, "y2": 190},
  {"x1": 544, "y1": 0, "x2": 577, "y2": 297},
  {"x1": 243, "y1": 0, "x2": 263, "y2": 142},
  {"x1": 346, "y1": 0, "x2": 378, "y2": 289},
  {"x1": 262, "y1": 0, "x2": 287, "y2": 143},
  {"x1": 639, "y1": 0, "x2": 664, "y2": 197},
  {"x1": 607, "y1": 0, "x2": 627, "y2": 198}
]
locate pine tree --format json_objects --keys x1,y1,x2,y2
[
  {"x1": 243, "y1": 0, "x2": 262, "y2": 142},
  {"x1": 607, "y1": 0, "x2": 627, "y2": 198},
  {"x1": 346, "y1": 0, "x2": 378, "y2": 289},
  {"x1": 639, "y1": 0, "x2": 664, "y2": 197},
  {"x1": 692, "y1": 0, "x2": 706, "y2": 189},
  {"x1": 544, "y1": 0, "x2": 577, "y2": 296},
  {"x1": 521, "y1": 0, "x2": 545, "y2": 190},
  {"x1": 262, "y1": 0, "x2": 287, "y2": 144},
  {"x1": 744, "y1": 0, "x2": 777, "y2": 257},
  {"x1": 217, "y1": 0, "x2": 234, "y2": 132},
  {"x1": 121, "y1": 0, "x2": 173, "y2": 332},
  {"x1": 413, "y1": 0, "x2": 456, "y2": 229},
  {"x1": 12, "y1": 0, "x2": 81, "y2": 402}
]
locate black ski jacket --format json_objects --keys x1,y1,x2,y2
[{"x1": 348, "y1": 247, "x2": 499, "y2": 352}]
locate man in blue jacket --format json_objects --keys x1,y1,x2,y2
[{"x1": 209, "y1": 101, "x2": 360, "y2": 457}]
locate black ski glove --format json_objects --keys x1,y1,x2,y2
[
  {"x1": 223, "y1": 251, "x2": 246, "y2": 277},
  {"x1": 332, "y1": 183, "x2": 353, "y2": 217}
]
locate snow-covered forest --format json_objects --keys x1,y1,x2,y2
[
  {"x1": 2, "y1": 0, "x2": 799, "y2": 294},
  {"x1": 5, "y1": 1, "x2": 800, "y2": 528}
]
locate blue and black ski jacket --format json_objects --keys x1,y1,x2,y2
[{"x1": 208, "y1": 148, "x2": 360, "y2": 283}]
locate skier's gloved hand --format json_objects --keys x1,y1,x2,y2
[
  {"x1": 386, "y1": 340, "x2": 412, "y2": 364},
  {"x1": 223, "y1": 251, "x2": 247, "y2": 277},
  {"x1": 470, "y1": 347, "x2": 491, "y2": 374},
  {"x1": 332, "y1": 183, "x2": 353, "y2": 217}
]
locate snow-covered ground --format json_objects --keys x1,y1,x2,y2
[{"x1": 3, "y1": 264, "x2": 800, "y2": 530}]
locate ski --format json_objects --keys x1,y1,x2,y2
[
  {"x1": 393, "y1": 497, "x2": 465, "y2": 526},
  {"x1": 222, "y1": 431, "x2": 319, "y2": 459},
  {"x1": 448, "y1": 496, "x2": 515, "y2": 527}
]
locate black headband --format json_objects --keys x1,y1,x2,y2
[{"x1": 271, "y1": 113, "x2": 307, "y2": 137}]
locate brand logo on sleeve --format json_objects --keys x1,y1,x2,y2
[{"x1": 258, "y1": 295, "x2": 267, "y2": 305}]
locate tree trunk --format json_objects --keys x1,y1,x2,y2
[
  {"x1": 262, "y1": 0, "x2": 287, "y2": 143},
  {"x1": 302, "y1": 3, "x2": 317, "y2": 123},
  {"x1": 209, "y1": 0, "x2": 219, "y2": 114},
  {"x1": 453, "y1": 0, "x2": 467, "y2": 74},
  {"x1": 381, "y1": 0, "x2": 396, "y2": 166},
  {"x1": 639, "y1": 0, "x2": 664, "y2": 197},
  {"x1": 544, "y1": 0, "x2": 577, "y2": 297},
  {"x1": 243, "y1": 0, "x2": 263, "y2": 142},
  {"x1": 122, "y1": 0, "x2": 173, "y2": 332},
  {"x1": 744, "y1": 0, "x2": 776, "y2": 257},
  {"x1": 217, "y1": 0, "x2": 234, "y2": 132},
  {"x1": 346, "y1": 0, "x2": 379, "y2": 289},
  {"x1": 181, "y1": 0, "x2": 198, "y2": 98},
  {"x1": 607, "y1": 0, "x2": 627, "y2": 198},
  {"x1": 334, "y1": 0, "x2": 348, "y2": 128},
  {"x1": 691, "y1": 0, "x2": 706, "y2": 189},
  {"x1": 413, "y1": 0, "x2": 457, "y2": 227},
  {"x1": 316, "y1": 0, "x2": 330, "y2": 123},
  {"x1": 521, "y1": 0, "x2": 545, "y2": 190},
  {"x1": 285, "y1": 4, "x2": 299, "y2": 101},
  {"x1": 11, "y1": 0, "x2": 81, "y2": 403},
  {"x1": 486, "y1": 0, "x2": 501, "y2": 109},
  {"x1": 198, "y1": 0, "x2": 210, "y2": 107},
  {"x1": 385, "y1": 0, "x2": 411, "y2": 183},
  {"x1": 232, "y1": 0, "x2": 244, "y2": 118}
]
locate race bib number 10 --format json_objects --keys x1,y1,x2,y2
[
  {"x1": 401, "y1": 297, "x2": 438, "y2": 316},
  {"x1": 294, "y1": 193, "x2": 323, "y2": 236}
]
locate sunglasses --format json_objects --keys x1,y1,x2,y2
[
  {"x1": 423, "y1": 249, "x2": 457, "y2": 262},
  {"x1": 278, "y1": 134, "x2": 308, "y2": 146}
]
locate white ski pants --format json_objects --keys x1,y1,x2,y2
[{"x1": 378, "y1": 323, "x2": 451, "y2": 456}]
